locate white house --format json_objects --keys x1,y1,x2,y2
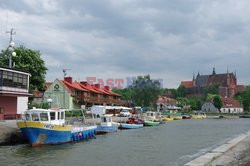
[{"x1": 220, "y1": 97, "x2": 243, "y2": 113}]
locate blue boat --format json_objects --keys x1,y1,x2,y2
[
  {"x1": 96, "y1": 115, "x2": 118, "y2": 134},
  {"x1": 119, "y1": 123, "x2": 144, "y2": 129},
  {"x1": 17, "y1": 108, "x2": 97, "y2": 146}
]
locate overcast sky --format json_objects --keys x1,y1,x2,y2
[{"x1": 0, "y1": 0, "x2": 250, "y2": 88}]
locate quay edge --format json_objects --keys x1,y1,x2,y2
[{"x1": 185, "y1": 132, "x2": 250, "y2": 166}]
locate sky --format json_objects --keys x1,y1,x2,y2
[{"x1": 0, "y1": 0, "x2": 250, "y2": 88}]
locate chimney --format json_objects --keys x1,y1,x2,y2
[
  {"x1": 64, "y1": 76, "x2": 72, "y2": 84},
  {"x1": 80, "y1": 81, "x2": 88, "y2": 86},
  {"x1": 94, "y1": 84, "x2": 100, "y2": 89},
  {"x1": 104, "y1": 85, "x2": 110, "y2": 91}
]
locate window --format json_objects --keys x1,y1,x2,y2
[
  {"x1": 58, "y1": 112, "x2": 60, "y2": 120},
  {"x1": 0, "y1": 107, "x2": 4, "y2": 114},
  {"x1": 0, "y1": 70, "x2": 2, "y2": 86},
  {"x1": 31, "y1": 113, "x2": 39, "y2": 121},
  {"x1": 61, "y1": 112, "x2": 64, "y2": 120},
  {"x1": 40, "y1": 113, "x2": 48, "y2": 121},
  {"x1": 25, "y1": 114, "x2": 31, "y2": 121},
  {"x1": 0, "y1": 69, "x2": 28, "y2": 89},
  {"x1": 50, "y1": 112, "x2": 55, "y2": 120}
]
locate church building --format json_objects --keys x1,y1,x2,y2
[{"x1": 181, "y1": 68, "x2": 245, "y2": 98}]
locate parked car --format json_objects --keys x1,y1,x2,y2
[{"x1": 119, "y1": 110, "x2": 132, "y2": 117}]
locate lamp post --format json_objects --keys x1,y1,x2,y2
[{"x1": 7, "y1": 41, "x2": 16, "y2": 68}]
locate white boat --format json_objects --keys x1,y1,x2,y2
[{"x1": 96, "y1": 115, "x2": 118, "y2": 134}]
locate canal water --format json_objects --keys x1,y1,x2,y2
[{"x1": 1, "y1": 119, "x2": 250, "y2": 166}]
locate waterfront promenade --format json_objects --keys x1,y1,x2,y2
[{"x1": 185, "y1": 131, "x2": 250, "y2": 166}]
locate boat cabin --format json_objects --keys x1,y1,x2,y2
[
  {"x1": 100, "y1": 115, "x2": 113, "y2": 127},
  {"x1": 23, "y1": 108, "x2": 66, "y2": 125},
  {"x1": 146, "y1": 111, "x2": 157, "y2": 118}
]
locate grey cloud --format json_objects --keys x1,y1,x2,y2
[{"x1": 1, "y1": 0, "x2": 250, "y2": 88}]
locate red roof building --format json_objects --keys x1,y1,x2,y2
[
  {"x1": 220, "y1": 97, "x2": 243, "y2": 113},
  {"x1": 180, "y1": 68, "x2": 245, "y2": 98},
  {"x1": 43, "y1": 76, "x2": 127, "y2": 109}
]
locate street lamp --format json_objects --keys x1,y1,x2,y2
[{"x1": 7, "y1": 41, "x2": 16, "y2": 68}]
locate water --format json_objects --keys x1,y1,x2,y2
[{"x1": 1, "y1": 119, "x2": 250, "y2": 166}]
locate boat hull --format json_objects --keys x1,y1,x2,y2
[
  {"x1": 119, "y1": 123, "x2": 143, "y2": 129},
  {"x1": 96, "y1": 125, "x2": 118, "y2": 134},
  {"x1": 144, "y1": 121, "x2": 160, "y2": 126},
  {"x1": 17, "y1": 121, "x2": 96, "y2": 146}
]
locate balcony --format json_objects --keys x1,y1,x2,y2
[{"x1": 75, "y1": 94, "x2": 127, "y2": 106}]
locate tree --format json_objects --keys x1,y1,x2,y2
[
  {"x1": 171, "y1": 85, "x2": 187, "y2": 99},
  {"x1": 213, "y1": 95, "x2": 223, "y2": 110},
  {"x1": 112, "y1": 87, "x2": 133, "y2": 101},
  {"x1": 0, "y1": 45, "x2": 47, "y2": 91},
  {"x1": 128, "y1": 75, "x2": 162, "y2": 109},
  {"x1": 204, "y1": 83, "x2": 220, "y2": 96},
  {"x1": 235, "y1": 86, "x2": 250, "y2": 112}
]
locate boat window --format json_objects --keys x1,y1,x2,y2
[
  {"x1": 101, "y1": 117, "x2": 107, "y2": 122},
  {"x1": 61, "y1": 112, "x2": 64, "y2": 120},
  {"x1": 40, "y1": 113, "x2": 48, "y2": 121},
  {"x1": 25, "y1": 114, "x2": 31, "y2": 121},
  {"x1": 107, "y1": 117, "x2": 111, "y2": 122},
  {"x1": 58, "y1": 112, "x2": 60, "y2": 120},
  {"x1": 50, "y1": 112, "x2": 55, "y2": 120},
  {"x1": 31, "y1": 113, "x2": 39, "y2": 121}
]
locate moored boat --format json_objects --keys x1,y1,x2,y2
[
  {"x1": 17, "y1": 108, "x2": 97, "y2": 146},
  {"x1": 144, "y1": 120, "x2": 160, "y2": 126},
  {"x1": 173, "y1": 116, "x2": 182, "y2": 120},
  {"x1": 162, "y1": 117, "x2": 174, "y2": 121},
  {"x1": 119, "y1": 123, "x2": 144, "y2": 129},
  {"x1": 96, "y1": 115, "x2": 118, "y2": 134},
  {"x1": 127, "y1": 117, "x2": 144, "y2": 124}
]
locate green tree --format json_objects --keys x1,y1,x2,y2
[
  {"x1": 171, "y1": 85, "x2": 187, "y2": 99},
  {"x1": 112, "y1": 87, "x2": 133, "y2": 101},
  {"x1": 213, "y1": 95, "x2": 223, "y2": 110},
  {"x1": 204, "y1": 83, "x2": 220, "y2": 96},
  {"x1": 235, "y1": 86, "x2": 250, "y2": 112},
  {"x1": 0, "y1": 45, "x2": 47, "y2": 91},
  {"x1": 187, "y1": 97, "x2": 202, "y2": 110},
  {"x1": 129, "y1": 75, "x2": 162, "y2": 108}
]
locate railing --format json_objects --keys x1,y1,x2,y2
[{"x1": 76, "y1": 95, "x2": 127, "y2": 106}]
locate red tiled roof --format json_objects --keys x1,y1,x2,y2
[
  {"x1": 60, "y1": 79, "x2": 122, "y2": 97},
  {"x1": 62, "y1": 80, "x2": 88, "y2": 92},
  {"x1": 157, "y1": 96, "x2": 177, "y2": 105},
  {"x1": 181, "y1": 81, "x2": 193, "y2": 89},
  {"x1": 221, "y1": 97, "x2": 242, "y2": 108},
  {"x1": 44, "y1": 82, "x2": 52, "y2": 90},
  {"x1": 103, "y1": 88, "x2": 121, "y2": 96},
  {"x1": 78, "y1": 83, "x2": 102, "y2": 94},
  {"x1": 59, "y1": 80, "x2": 74, "y2": 96}
]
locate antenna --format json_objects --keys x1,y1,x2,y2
[
  {"x1": 62, "y1": 68, "x2": 71, "y2": 109},
  {"x1": 63, "y1": 68, "x2": 71, "y2": 78},
  {"x1": 6, "y1": 28, "x2": 16, "y2": 43}
]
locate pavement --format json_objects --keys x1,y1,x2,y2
[{"x1": 185, "y1": 132, "x2": 250, "y2": 166}]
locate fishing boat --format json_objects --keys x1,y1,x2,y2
[
  {"x1": 16, "y1": 108, "x2": 97, "y2": 146},
  {"x1": 173, "y1": 116, "x2": 182, "y2": 120},
  {"x1": 162, "y1": 117, "x2": 174, "y2": 121},
  {"x1": 96, "y1": 115, "x2": 118, "y2": 134},
  {"x1": 119, "y1": 123, "x2": 143, "y2": 129},
  {"x1": 127, "y1": 117, "x2": 144, "y2": 124},
  {"x1": 182, "y1": 115, "x2": 191, "y2": 119},
  {"x1": 144, "y1": 120, "x2": 160, "y2": 126}
]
